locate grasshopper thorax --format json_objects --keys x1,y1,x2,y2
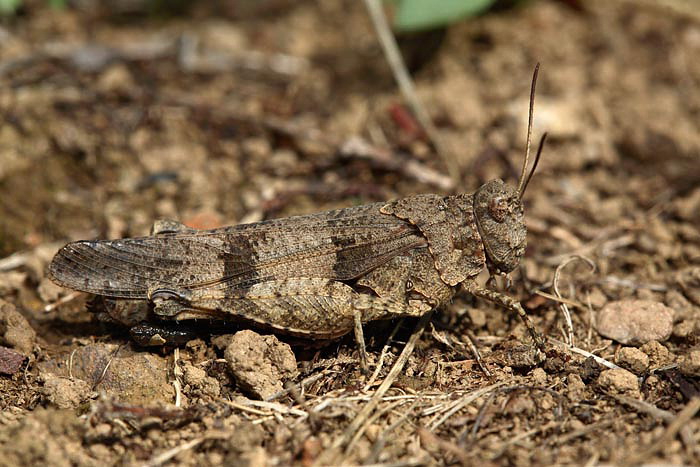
[{"x1": 473, "y1": 179, "x2": 526, "y2": 275}]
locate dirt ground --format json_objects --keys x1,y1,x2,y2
[{"x1": 1, "y1": 0, "x2": 699, "y2": 465}]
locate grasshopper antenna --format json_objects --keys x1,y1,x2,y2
[
  {"x1": 520, "y1": 132, "x2": 547, "y2": 197},
  {"x1": 517, "y1": 63, "x2": 544, "y2": 199}
]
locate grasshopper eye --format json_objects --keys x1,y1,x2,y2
[{"x1": 488, "y1": 197, "x2": 508, "y2": 223}]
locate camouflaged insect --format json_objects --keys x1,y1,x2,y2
[{"x1": 48, "y1": 66, "x2": 548, "y2": 365}]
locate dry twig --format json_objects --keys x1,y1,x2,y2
[
  {"x1": 367, "y1": 399, "x2": 421, "y2": 464},
  {"x1": 172, "y1": 348, "x2": 182, "y2": 408},
  {"x1": 610, "y1": 393, "x2": 695, "y2": 450},
  {"x1": 320, "y1": 311, "x2": 433, "y2": 463},
  {"x1": 266, "y1": 371, "x2": 329, "y2": 401},
  {"x1": 555, "y1": 414, "x2": 635, "y2": 445},
  {"x1": 93, "y1": 345, "x2": 123, "y2": 390},
  {"x1": 418, "y1": 427, "x2": 470, "y2": 464},
  {"x1": 363, "y1": 0, "x2": 459, "y2": 184},
  {"x1": 549, "y1": 337, "x2": 622, "y2": 370},
  {"x1": 44, "y1": 291, "x2": 84, "y2": 312},
  {"x1": 552, "y1": 255, "x2": 596, "y2": 346},
  {"x1": 621, "y1": 397, "x2": 700, "y2": 466},
  {"x1": 364, "y1": 321, "x2": 403, "y2": 391},
  {"x1": 428, "y1": 381, "x2": 508, "y2": 430}
]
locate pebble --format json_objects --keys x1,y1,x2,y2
[
  {"x1": 530, "y1": 367, "x2": 548, "y2": 385},
  {"x1": 181, "y1": 361, "x2": 220, "y2": 399},
  {"x1": 673, "y1": 320, "x2": 697, "y2": 339},
  {"x1": 0, "y1": 346, "x2": 26, "y2": 375},
  {"x1": 0, "y1": 299, "x2": 36, "y2": 355},
  {"x1": 597, "y1": 368, "x2": 640, "y2": 397},
  {"x1": 566, "y1": 373, "x2": 586, "y2": 402},
  {"x1": 466, "y1": 308, "x2": 486, "y2": 328},
  {"x1": 40, "y1": 373, "x2": 91, "y2": 409},
  {"x1": 615, "y1": 347, "x2": 649, "y2": 374},
  {"x1": 640, "y1": 341, "x2": 674, "y2": 367},
  {"x1": 595, "y1": 300, "x2": 673, "y2": 345},
  {"x1": 37, "y1": 278, "x2": 64, "y2": 303},
  {"x1": 680, "y1": 349, "x2": 700, "y2": 377},
  {"x1": 224, "y1": 330, "x2": 298, "y2": 400}
]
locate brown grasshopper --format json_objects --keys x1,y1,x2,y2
[{"x1": 49, "y1": 66, "x2": 548, "y2": 370}]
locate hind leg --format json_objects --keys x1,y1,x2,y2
[{"x1": 147, "y1": 278, "x2": 428, "y2": 372}]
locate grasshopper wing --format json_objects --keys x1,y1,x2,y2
[{"x1": 49, "y1": 202, "x2": 427, "y2": 299}]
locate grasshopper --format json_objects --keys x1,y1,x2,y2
[{"x1": 49, "y1": 66, "x2": 548, "y2": 370}]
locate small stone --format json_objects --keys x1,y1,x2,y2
[
  {"x1": 0, "y1": 346, "x2": 27, "y2": 375},
  {"x1": 615, "y1": 347, "x2": 649, "y2": 374},
  {"x1": 0, "y1": 299, "x2": 36, "y2": 355},
  {"x1": 597, "y1": 368, "x2": 640, "y2": 397},
  {"x1": 640, "y1": 341, "x2": 674, "y2": 367},
  {"x1": 364, "y1": 424, "x2": 381, "y2": 443},
  {"x1": 674, "y1": 267, "x2": 700, "y2": 306},
  {"x1": 566, "y1": 373, "x2": 586, "y2": 402},
  {"x1": 224, "y1": 330, "x2": 298, "y2": 399},
  {"x1": 37, "y1": 277, "x2": 64, "y2": 303},
  {"x1": 680, "y1": 350, "x2": 700, "y2": 377},
  {"x1": 182, "y1": 362, "x2": 207, "y2": 384},
  {"x1": 595, "y1": 300, "x2": 674, "y2": 345},
  {"x1": 587, "y1": 287, "x2": 608, "y2": 309},
  {"x1": 530, "y1": 367, "x2": 547, "y2": 385},
  {"x1": 580, "y1": 356, "x2": 601, "y2": 383},
  {"x1": 665, "y1": 290, "x2": 694, "y2": 320},
  {"x1": 97, "y1": 64, "x2": 134, "y2": 94},
  {"x1": 93, "y1": 423, "x2": 112, "y2": 437},
  {"x1": 241, "y1": 137, "x2": 271, "y2": 159},
  {"x1": 88, "y1": 444, "x2": 112, "y2": 460},
  {"x1": 301, "y1": 436, "x2": 322, "y2": 466},
  {"x1": 226, "y1": 422, "x2": 265, "y2": 458},
  {"x1": 505, "y1": 394, "x2": 536, "y2": 415},
  {"x1": 673, "y1": 320, "x2": 697, "y2": 339},
  {"x1": 569, "y1": 419, "x2": 585, "y2": 432},
  {"x1": 40, "y1": 373, "x2": 91, "y2": 409},
  {"x1": 211, "y1": 334, "x2": 235, "y2": 351},
  {"x1": 542, "y1": 349, "x2": 568, "y2": 374},
  {"x1": 487, "y1": 341, "x2": 540, "y2": 369},
  {"x1": 466, "y1": 308, "x2": 486, "y2": 328},
  {"x1": 181, "y1": 361, "x2": 220, "y2": 399},
  {"x1": 675, "y1": 187, "x2": 700, "y2": 221},
  {"x1": 240, "y1": 447, "x2": 268, "y2": 467},
  {"x1": 0, "y1": 271, "x2": 27, "y2": 295}
]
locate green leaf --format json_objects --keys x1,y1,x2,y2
[
  {"x1": 48, "y1": 0, "x2": 67, "y2": 9},
  {"x1": 392, "y1": 0, "x2": 496, "y2": 32},
  {"x1": 0, "y1": 0, "x2": 21, "y2": 15}
]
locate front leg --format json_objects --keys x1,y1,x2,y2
[{"x1": 462, "y1": 280, "x2": 546, "y2": 354}]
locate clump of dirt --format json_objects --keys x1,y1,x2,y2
[
  {"x1": 38, "y1": 344, "x2": 174, "y2": 405},
  {"x1": 0, "y1": 299, "x2": 36, "y2": 355},
  {"x1": 224, "y1": 330, "x2": 298, "y2": 400},
  {"x1": 0, "y1": 409, "x2": 90, "y2": 466},
  {"x1": 0, "y1": 1, "x2": 699, "y2": 465}
]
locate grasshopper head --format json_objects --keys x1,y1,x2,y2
[{"x1": 474, "y1": 179, "x2": 526, "y2": 274}]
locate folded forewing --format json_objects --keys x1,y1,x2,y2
[{"x1": 49, "y1": 202, "x2": 427, "y2": 298}]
